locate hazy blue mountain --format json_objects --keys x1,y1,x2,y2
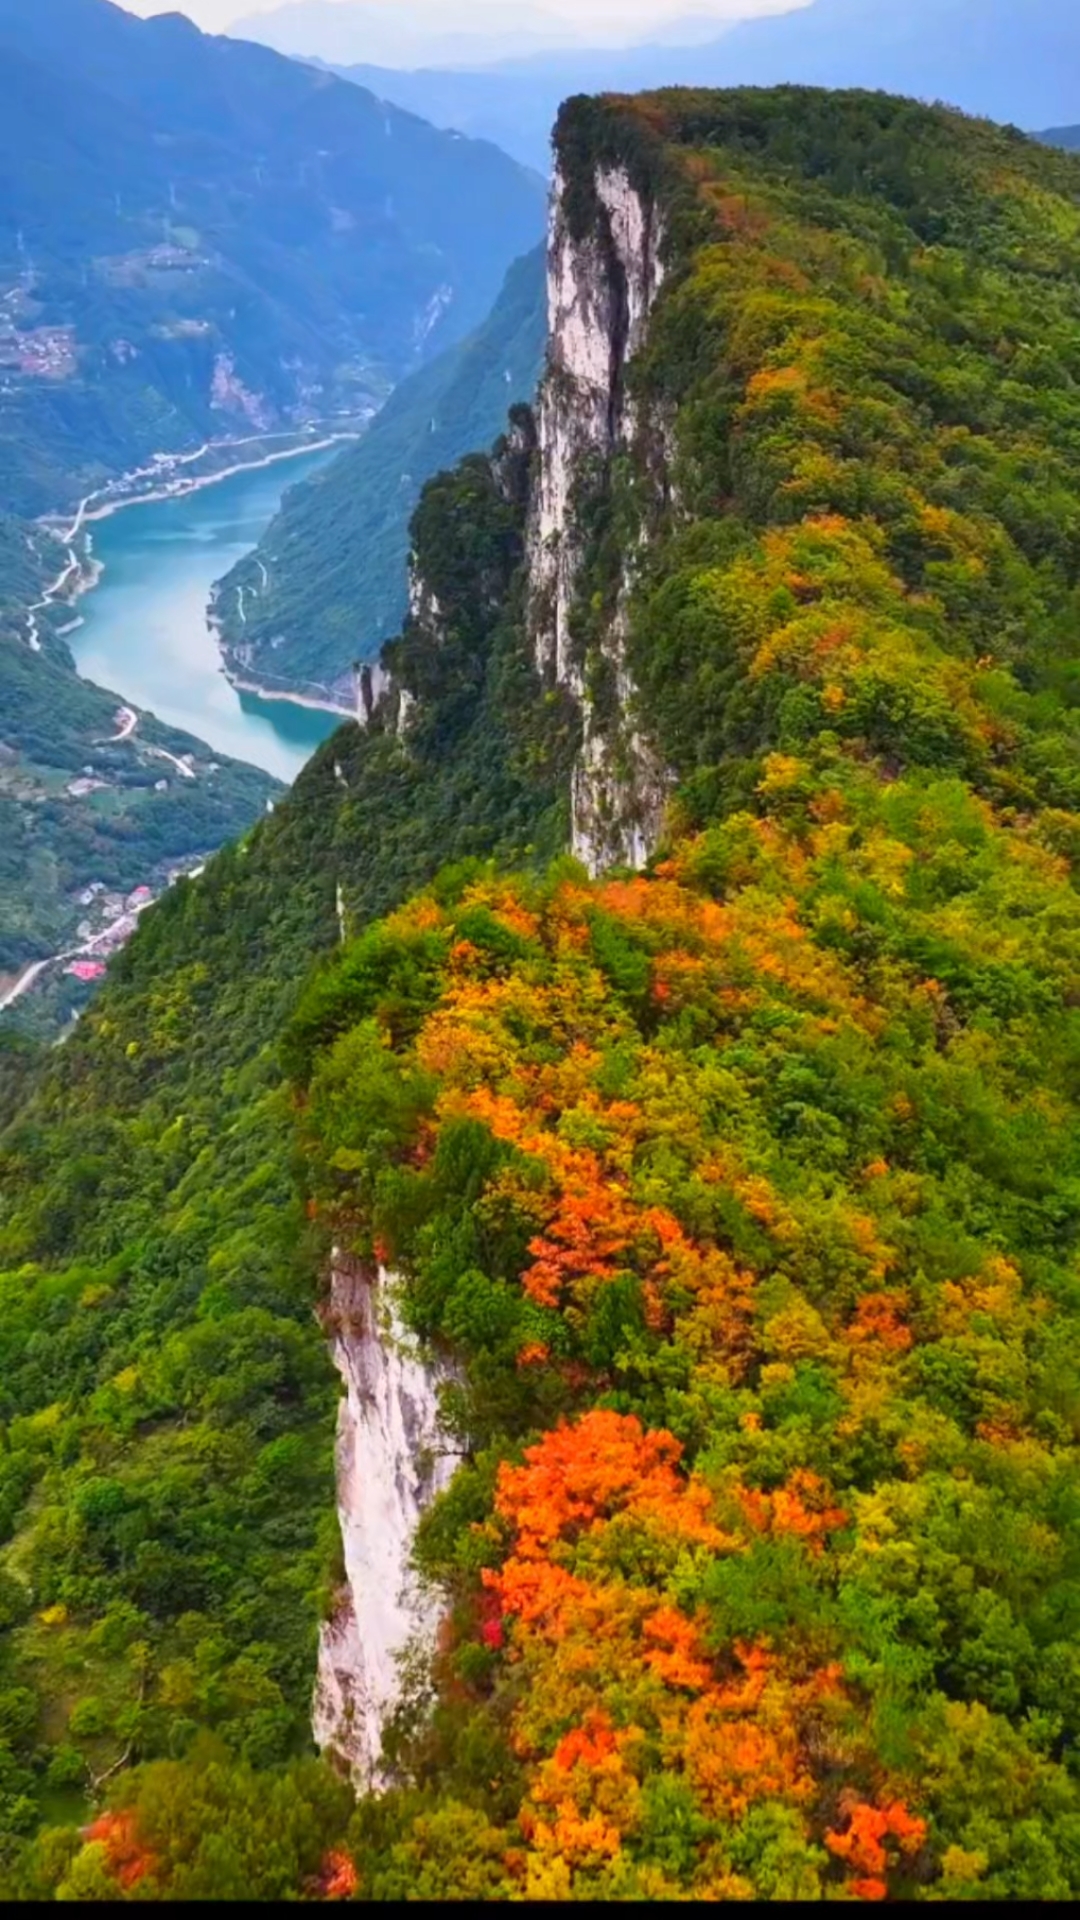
[
  {"x1": 325, "y1": 59, "x2": 566, "y2": 169},
  {"x1": 683, "y1": 0, "x2": 1080, "y2": 124},
  {"x1": 333, "y1": 0, "x2": 1080, "y2": 171},
  {"x1": 229, "y1": 0, "x2": 585, "y2": 68},
  {"x1": 0, "y1": 0, "x2": 544, "y2": 513},
  {"x1": 1042, "y1": 126, "x2": 1080, "y2": 150},
  {"x1": 213, "y1": 245, "x2": 546, "y2": 705}
]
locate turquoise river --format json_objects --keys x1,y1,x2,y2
[{"x1": 71, "y1": 448, "x2": 343, "y2": 784}]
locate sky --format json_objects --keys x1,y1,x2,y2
[{"x1": 120, "y1": 1, "x2": 806, "y2": 41}]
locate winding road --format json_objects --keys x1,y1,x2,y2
[
  {"x1": 106, "y1": 705, "x2": 139, "y2": 744},
  {"x1": 0, "y1": 959, "x2": 53, "y2": 1014},
  {"x1": 24, "y1": 542, "x2": 87, "y2": 652},
  {"x1": 147, "y1": 746, "x2": 196, "y2": 781},
  {"x1": 95, "y1": 705, "x2": 194, "y2": 778}
]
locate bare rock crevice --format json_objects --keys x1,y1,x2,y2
[{"x1": 527, "y1": 162, "x2": 672, "y2": 874}]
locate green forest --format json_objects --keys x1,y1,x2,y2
[{"x1": 4, "y1": 82, "x2": 1080, "y2": 1900}]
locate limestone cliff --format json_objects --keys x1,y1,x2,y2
[
  {"x1": 312, "y1": 1256, "x2": 457, "y2": 1787},
  {"x1": 317, "y1": 137, "x2": 680, "y2": 880},
  {"x1": 526, "y1": 155, "x2": 673, "y2": 873},
  {"x1": 354, "y1": 140, "x2": 678, "y2": 877}
]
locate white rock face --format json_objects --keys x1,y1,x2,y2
[
  {"x1": 312, "y1": 1256, "x2": 458, "y2": 1788},
  {"x1": 413, "y1": 283, "x2": 455, "y2": 351},
  {"x1": 572, "y1": 720, "x2": 655, "y2": 877},
  {"x1": 209, "y1": 350, "x2": 274, "y2": 430},
  {"x1": 408, "y1": 570, "x2": 443, "y2": 626},
  {"x1": 597, "y1": 166, "x2": 667, "y2": 364},
  {"x1": 528, "y1": 164, "x2": 671, "y2": 873}
]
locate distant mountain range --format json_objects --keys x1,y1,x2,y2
[
  {"x1": 322, "y1": 0, "x2": 1080, "y2": 170},
  {"x1": 0, "y1": 0, "x2": 546, "y2": 1010},
  {"x1": 227, "y1": 2, "x2": 794, "y2": 69},
  {"x1": 0, "y1": 0, "x2": 543, "y2": 513},
  {"x1": 228, "y1": 0, "x2": 597, "y2": 68}
]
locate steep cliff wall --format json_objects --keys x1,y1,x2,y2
[
  {"x1": 527, "y1": 158, "x2": 673, "y2": 873},
  {"x1": 295, "y1": 141, "x2": 677, "y2": 884},
  {"x1": 308, "y1": 411, "x2": 578, "y2": 1792},
  {"x1": 313, "y1": 1255, "x2": 458, "y2": 1787}
]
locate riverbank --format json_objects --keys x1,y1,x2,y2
[
  {"x1": 63, "y1": 428, "x2": 362, "y2": 541},
  {"x1": 23, "y1": 536, "x2": 103, "y2": 651},
  {"x1": 223, "y1": 674, "x2": 353, "y2": 719},
  {"x1": 61, "y1": 448, "x2": 343, "y2": 781},
  {"x1": 209, "y1": 583, "x2": 355, "y2": 718},
  {"x1": 31, "y1": 429, "x2": 365, "y2": 728},
  {"x1": 2, "y1": 450, "x2": 332, "y2": 1027},
  {"x1": 57, "y1": 432, "x2": 361, "y2": 721}
]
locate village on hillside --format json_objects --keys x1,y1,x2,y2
[{"x1": 60, "y1": 852, "x2": 208, "y2": 985}]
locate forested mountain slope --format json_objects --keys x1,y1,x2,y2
[
  {"x1": 212, "y1": 246, "x2": 546, "y2": 705},
  {"x1": 4, "y1": 85, "x2": 1080, "y2": 1900},
  {"x1": 0, "y1": 0, "x2": 543, "y2": 514}
]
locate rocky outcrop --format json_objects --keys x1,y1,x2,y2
[
  {"x1": 355, "y1": 659, "x2": 393, "y2": 728},
  {"x1": 333, "y1": 163, "x2": 672, "y2": 870},
  {"x1": 210, "y1": 351, "x2": 275, "y2": 431},
  {"x1": 527, "y1": 163, "x2": 672, "y2": 874},
  {"x1": 413, "y1": 284, "x2": 455, "y2": 352},
  {"x1": 406, "y1": 569, "x2": 444, "y2": 635},
  {"x1": 312, "y1": 1255, "x2": 458, "y2": 1788}
]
